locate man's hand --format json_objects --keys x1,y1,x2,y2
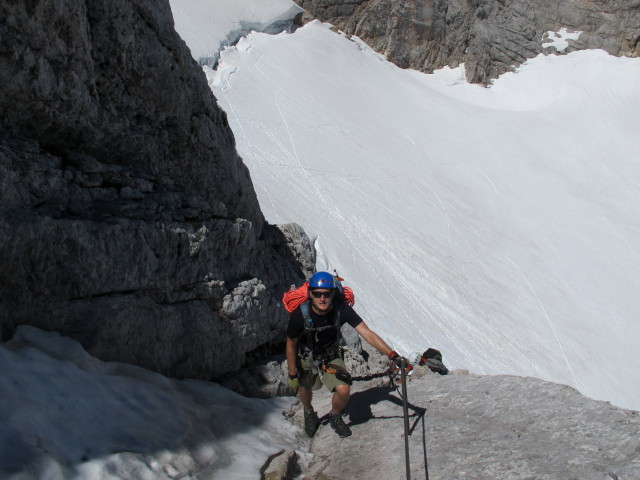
[
  {"x1": 388, "y1": 350, "x2": 413, "y2": 374},
  {"x1": 288, "y1": 374, "x2": 299, "y2": 390}
]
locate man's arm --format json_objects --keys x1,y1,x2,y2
[
  {"x1": 286, "y1": 336, "x2": 299, "y2": 376},
  {"x1": 354, "y1": 321, "x2": 394, "y2": 358}
]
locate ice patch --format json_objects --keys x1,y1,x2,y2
[
  {"x1": 541, "y1": 28, "x2": 582, "y2": 53},
  {"x1": 349, "y1": 35, "x2": 389, "y2": 64},
  {"x1": 432, "y1": 64, "x2": 468, "y2": 86}
]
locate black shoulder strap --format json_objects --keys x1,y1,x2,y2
[
  {"x1": 333, "y1": 305, "x2": 343, "y2": 345},
  {"x1": 301, "y1": 301, "x2": 312, "y2": 328},
  {"x1": 300, "y1": 301, "x2": 343, "y2": 355}
]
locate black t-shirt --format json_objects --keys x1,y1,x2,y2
[{"x1": 287, "y1": 302, "x2": 363, "y2": 352}]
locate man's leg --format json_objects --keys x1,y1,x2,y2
[
  {"x1": 298, "y1": 384, "x2": 320, "y2": 438},
  {"x1": 330, "y1": 384, "x2": 350, "y2": 415},
  {"x1": 328, "y1": 384, "x2": 352, "y2": 437},
  {"x1": 298, "y1": 385, "x2": 313, "y2": 410}
]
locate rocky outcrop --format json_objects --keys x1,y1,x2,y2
[
  {"x1": 294, "y1": 0, "x2": 640, "y2": 84},
  {"x1": 284, "y1": 368, "x2": 640, "y2": 479},
  {"x1": 222, "y1": 333, "x2": 390, "y2": 398},
  {"x1": 0, "y1": 1, "x2": 314, "y2": 379}
]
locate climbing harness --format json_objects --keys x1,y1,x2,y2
[
  {"x1": 298, "y1": 300, "x2": 344, "y2": 367},
  {"x1": 296, "y1": 300, "x2": 354, "y2": 385}
]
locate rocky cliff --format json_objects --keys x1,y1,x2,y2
[
  {"x1": 0, "y1": 0, "x2": 314, "y2": 379},
  {"x1": 294, "y1": 0, "x2": 640, "y2": 84}
]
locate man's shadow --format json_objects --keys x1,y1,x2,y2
[
  {"x1": 343, "y1": 383, "x2": 426, "y2": 436},
  {"x1": 340, "y1": 382, "x2": 431, "y2": 479}
]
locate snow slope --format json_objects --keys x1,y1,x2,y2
[
  {"x1": 190, "y1": 7, "x2": 640, "y2": 410},
  {"x1": 0, "y1": 327, "x2": 304, "y2": 480}
]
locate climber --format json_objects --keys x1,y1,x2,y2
[{"x1": 285, "y1": 271, "x2": 410, "y2": 438}]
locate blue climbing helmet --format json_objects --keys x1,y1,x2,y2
[{"x1": 308, "y1": 271, "x2": 336, "y2": 289}]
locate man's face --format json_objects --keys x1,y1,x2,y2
[{"x1": 310, "y1": 288, "x2": 335, "y2": 313}]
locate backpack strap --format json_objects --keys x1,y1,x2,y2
[{"x1": 299, "y1": 301, "x2": 343, "y2": 359}]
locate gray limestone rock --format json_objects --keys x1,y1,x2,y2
[
  {"x1": 295, "y1": 0, "x2": 640, "y2": 84},
  {"x1": 220, "y1": 330, "x2": 390, "y2": 398},
  {"x1": 260, "y1": 449, "x2": 300, "y2": 480},
  {"x1": 288, "y1": 373, "x2": 640, "y2": 479},
  {"x1": 0, "y1": 1, "x2": 311, "y2": 380}
]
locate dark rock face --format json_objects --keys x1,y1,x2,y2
[
  {"x1": 295, "y1": 0, "x2": 640, "y2": 84},
  {"x1": 0, "y1": 1, "x2": 314, "y2": 379}
]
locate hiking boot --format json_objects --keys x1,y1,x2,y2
[
  {"x1": 303, "y1": 409, "x2": 320, "y2": 437},
  {"x1": 328, "y1": 413, "x2": 352, "y2": 437}
]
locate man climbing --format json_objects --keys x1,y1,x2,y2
[{"x1": 285, "y1": 271, "x2": 409, "y2": 438}]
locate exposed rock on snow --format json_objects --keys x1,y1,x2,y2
[
  {"x1": 0, "y1": 0, "x2": 310, "y2": 379},
  {"x1": 285, "y1": 369, "x2": 640, "y2": 479},
  {"x1": 261, "y1": 449, "x2": 299, "y2": 480},
  {"x1": 294, "y1": 0, "x2": 640, "y2": 84}
]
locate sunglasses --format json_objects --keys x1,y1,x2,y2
[{"x1": 310, "y1": 290, "x2": 335, "y2": 299}]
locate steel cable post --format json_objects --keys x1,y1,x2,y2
[{"x1": 400, "y1": 357, "x2": 411, "y2": 480}]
